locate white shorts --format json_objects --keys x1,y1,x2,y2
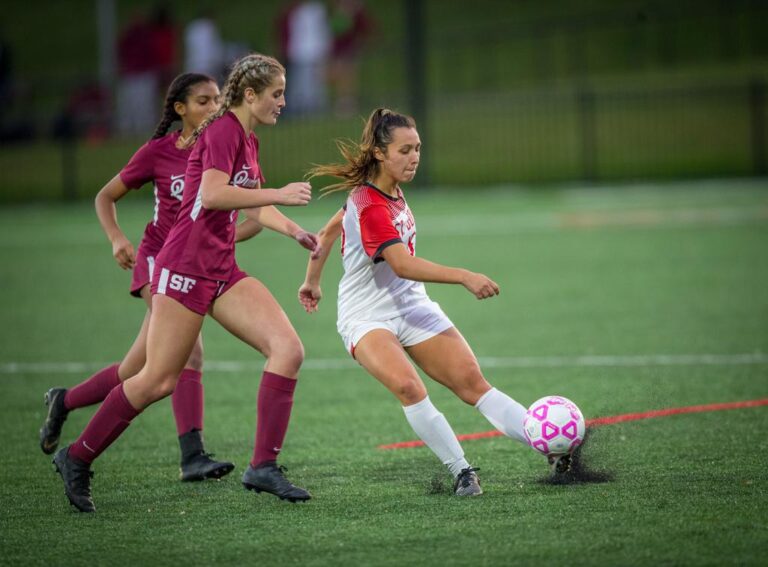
[{"x1": 339, "y1": 300, "x2": 454, "y2": 358}]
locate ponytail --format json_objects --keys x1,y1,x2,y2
[{"x1": 308, "y1": 108, "x2": 416, "y2": 196}]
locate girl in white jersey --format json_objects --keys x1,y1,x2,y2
[{"x1": 300, "y1": 108, "x2": 547, "y2": 496}]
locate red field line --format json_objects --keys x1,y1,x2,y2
[{"x1": 377, "y1": 398, "x2": 768, "y2": 450}]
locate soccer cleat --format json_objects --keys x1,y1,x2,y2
[
  {"x1": 180, "y1": 453, "x2": 235, "y2": 482},
  {"x1": 53, "y1": 446, "x2": 95, "y2": 513},
  {"x1": 242, "y1": 462, "x2": 311, "y2": 502},
  {"x1": 548, "y1": 453, "x2": 572, "y2": 475},
  {"x1": 177, "y1": 429, "x2": 234, "y2": 482},
  {"x1": 40, "y1": 388, "x2": 70, "y2": 455},
  {"x1": 453, "y1": 467, "x2": 483, "y2": 496}
]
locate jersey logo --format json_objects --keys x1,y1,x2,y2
[
  {"x1": 170, "y1": 174, "x2": 185, "y2": 201},
  {"x1": 168, "y1": 274, "x2": 197, "y2": 294},
  {"x1": 233, "y1": 166, "x2": 258, "y2": 188}
]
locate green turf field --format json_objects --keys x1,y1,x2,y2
[{"x1": 1, "y1": 180, "x2": 767, "y2": 565}]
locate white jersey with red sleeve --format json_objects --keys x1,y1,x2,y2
[{"x1": 337, "y1": 183, "x2": 429, "y2": 331}]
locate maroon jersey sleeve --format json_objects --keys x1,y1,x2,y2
[
  {"x1": 200, "y1": 119, "x2": 242, "y2": 176},
  {"x1": 359, "y1": 203, "x2": 402, "y2": 259},
  {"x1": 119, "y1": 142, "x2": 155, "y2": 189}
]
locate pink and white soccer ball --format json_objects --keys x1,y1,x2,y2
[{"x1": 524, "y1": 396, "x2": 585, "y2": 456}]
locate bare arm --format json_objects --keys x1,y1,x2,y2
[
  {"x1": 94, "y1": 174, "x2": 135, "y2": 270},
  {"x1": 200, "y1": 169, "x2": 312, "y2": 210},
  {"x1": 381, "y1": 243, "x2": 500, "y2": 299},
  {"x1": 298, "y1": 209, "x2": 344, "y2": 313},
  {"x1": 234, "y1": 218, "x2": 263, "y2": 243},
  {"x1": 243, "y1": 205, "x2": 321, "y2": 258}
]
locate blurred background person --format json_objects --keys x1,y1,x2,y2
[
  {"x1": 280, "y1": 0, "x2": 331, "y2": 116},
  {"x1": 184, "y1": 9, "x2": 224, "y2": 81},
  {"x1": 328, "y1": 0, "x2": 372, "y2": 117}
]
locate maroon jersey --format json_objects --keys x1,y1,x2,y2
[
  {"x1": 156, "y1": 111, "x2": 265, "y2": 280},
  {"x1": 119, "y1": 130, "x2": 190, "y2": 252}
]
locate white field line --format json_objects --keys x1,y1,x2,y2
[{"x1": 1, "y1": 353, "x2": 766, "y2": 375}]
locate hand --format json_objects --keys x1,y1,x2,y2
[
  {"x1": 295, "y1": 231, "x2": 322, "y2": 259},
  {"x1": 462, "y1": 271, "x2": 500, "y2": 300},
  {"x1": 277, "y1": 182, "x2": 312, "y2": 206},
  {"x1": 111, "y1": 235, "x2": 136, "y2": 270},
  {"x1": 298, "y1": 282, "x2": 322, "y2": 313}
]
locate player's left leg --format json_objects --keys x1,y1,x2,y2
[
  {"x1": 406, "y1": 327, "x2": 528, "y2": 445},
  {"x1": 210, "y1": 277, "x2": 310, "y2": 502}
]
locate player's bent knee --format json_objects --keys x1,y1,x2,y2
[
  {"x1": 395, "y1": 378, "x2": 427, "y2": 405},
  {"x1": 269, "y1": 336, "x2": 305, "y2": 374}
]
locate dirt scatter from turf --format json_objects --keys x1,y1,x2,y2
[{"x1": 539, "y1": 429, "x2": 615, "y2": 486}]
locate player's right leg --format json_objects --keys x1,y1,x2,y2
[
  {"x1": 54, "y1": 294, "x2": 204, "y2": 512},
  {"x1": 353, "y1": 329, "x2": 482, "y2": 496}
]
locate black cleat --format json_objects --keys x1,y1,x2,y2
[
  {"x1": 180, "y1": 453, "x2": 235, "y2": 482},
  {"x1": 453, "y1": 467, "x2": 483, "y2": 496},
  {"x1": 548, "y1": 453, "x2": 572, "y2": 475},
  {"x1": 242, "y1": 462, "x2": 311, "y2": 502},
  {"x1": 40, "y1": 388, "x2": 69, "y2": 455},
  {"x1": 177, "y1": 429, "x2": 234, "y2": 482},
  {"x1": 53, "y1": 446, "x2": 95, "y2": 513}
]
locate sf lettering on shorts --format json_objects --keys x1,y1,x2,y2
[{"x1": 151, "y1": 264, "x2": 249, "y2": 315}]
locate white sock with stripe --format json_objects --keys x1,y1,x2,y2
[
  {"x1": 402, "y1": 396, "x2": 469, "y2": 478},
  {"x1": 475, "y1": 388, "x2": 528, "y2": 444}
]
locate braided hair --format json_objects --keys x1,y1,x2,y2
[
  {"x1": 308, "y1": 108, "x2": 417, "y2": 196},
  {"x1": 151, "y1": 72, "x2": 216, "y2": 139},
  {"x1": 182, "y1": 53, "x2": 285, "y2": 148}
]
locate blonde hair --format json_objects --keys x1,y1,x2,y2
[
  {"x1": 308, "y1": 108, "x2": 416, "y2": 196},
  {"x1": 182, "y1": 53, "x2": 285, "y2": 147}
]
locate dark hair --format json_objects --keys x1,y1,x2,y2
[
  {"x1": 183, "y1": 53, "x2": 285, "y2": 147},
  {"x1": 308, "y1": 108, "x2": 416, "y2": 195},
  {"x1": 151, "y1": 72, "x2": 216, "y2": 139}
]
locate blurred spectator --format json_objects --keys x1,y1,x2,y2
[
  {"x1": 0, "y1": 35, "x2": 34, "y2": 143},
  {"x1": 116, "y1": 10, "x2": 159, "y2": 136},
  {"x1": 328, "y1": 0, "x2": 372, "y2": 116},
  {"x1": 184, "y1": 10, "x2": 224, "y2": 80},
  {"x1": 150, "y1": 3, "x2": 179, "y2": 92},
  {"x1": 53, "y1": 82, "x2": 111, "y2": 144},
  {"x1": 278, "y1": 1, "x2": 331, "y2": 116}
]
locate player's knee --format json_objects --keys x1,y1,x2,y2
[
  {"x1": 269, "y1": 336, "x2": 305, "y2": 376},
  {"x1": 452, "y1": 369, "x2": 490, "y2": 405},
  {"x1": 395, "y1": 378, "x2": 426, "y2": 405},
  {"x1": 153, "y1": 373, "x2": 179, "y2": 400},
  {"x1": 186, "y1": 342, "x2": 204, "y2": 372}
]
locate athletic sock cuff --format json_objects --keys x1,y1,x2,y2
[
  {"x1": 115, "y1": 383, "x2": 142, "y2": 420},
  {"x1": 402, "y1": 396, "x2": 435, "y2": 416},
  {"x1": 178, "y1": 368, "x2": 202, "y2": 383},
  {"x1": 474, "y1": 388, "x2": 497, "y2": 409},
  {"x1": 261, "y1": 371, "x2": 297, "y2": 393}
]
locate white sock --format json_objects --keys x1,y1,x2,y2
[
  {"x1": 475, "y1": 388, "x2": 528, "y2": 445},
  {"x1": 403, "y1": 396, "x2": 470, "y2": 478}
]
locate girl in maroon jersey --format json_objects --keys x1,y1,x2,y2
[
  {"x1": 39, "y1": 73, "x2": 260, "y2": 481},
  {"x1": 299, "y1": 108, "x2": 544, "y2": 496},
  {"x1": 53, "y1": 54, "x2": 319, "y2": 512}
]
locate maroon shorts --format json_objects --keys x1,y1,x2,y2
[
  {"x1": 150, "y1": 263, "x2": 249, "y2": 315},
  {"x1": 130, "y1": 244, "x2": 160, "y2": 298}
]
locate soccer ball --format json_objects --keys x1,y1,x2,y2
[{"x1": 524, "y1": 396, "x2": 585, "y2": 456}]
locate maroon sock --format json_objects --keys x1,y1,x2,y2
[
  {"x1": 68, "y1": 383, "x2": 141, "y2": 464},
  {"x1": 64, "y1": 363, "x2": 121, "y2": 410},
  {"x1": 171, "y1": 369, "x2": 204, "y2": 436},
  {"x1": 251, "y1": 371, "x2": 297, "y2": 468}
]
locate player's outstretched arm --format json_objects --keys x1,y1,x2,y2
[
  {"x1": 243, "y1": 205, "x2": 321, "y2": 258},
  {"x1": 94, "y1": 174, "x2": 136, "y2": 271},
  {"x1": 200, "y1": 169, "x2": 312, "y2": 210},
  {"x1": 381, "y1": 243, "x2": 500, "y2": 300},
  {"x1": 299, "y1": 209, "x2": 344, "y2": 313},
  {"x1": 234, "y1": 218, "x2": 263, "y2": 242}
]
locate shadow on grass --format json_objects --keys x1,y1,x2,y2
[{"x1": 538, "y1": 428, "x2": 615, "y2": 486}]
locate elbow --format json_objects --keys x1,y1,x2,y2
[
  {"x1": 200, "y1": 188, "x2": 217, "y2": 210},
  {"x1": 388, "y1": 260, "x2": 409, "y2": 279}
]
